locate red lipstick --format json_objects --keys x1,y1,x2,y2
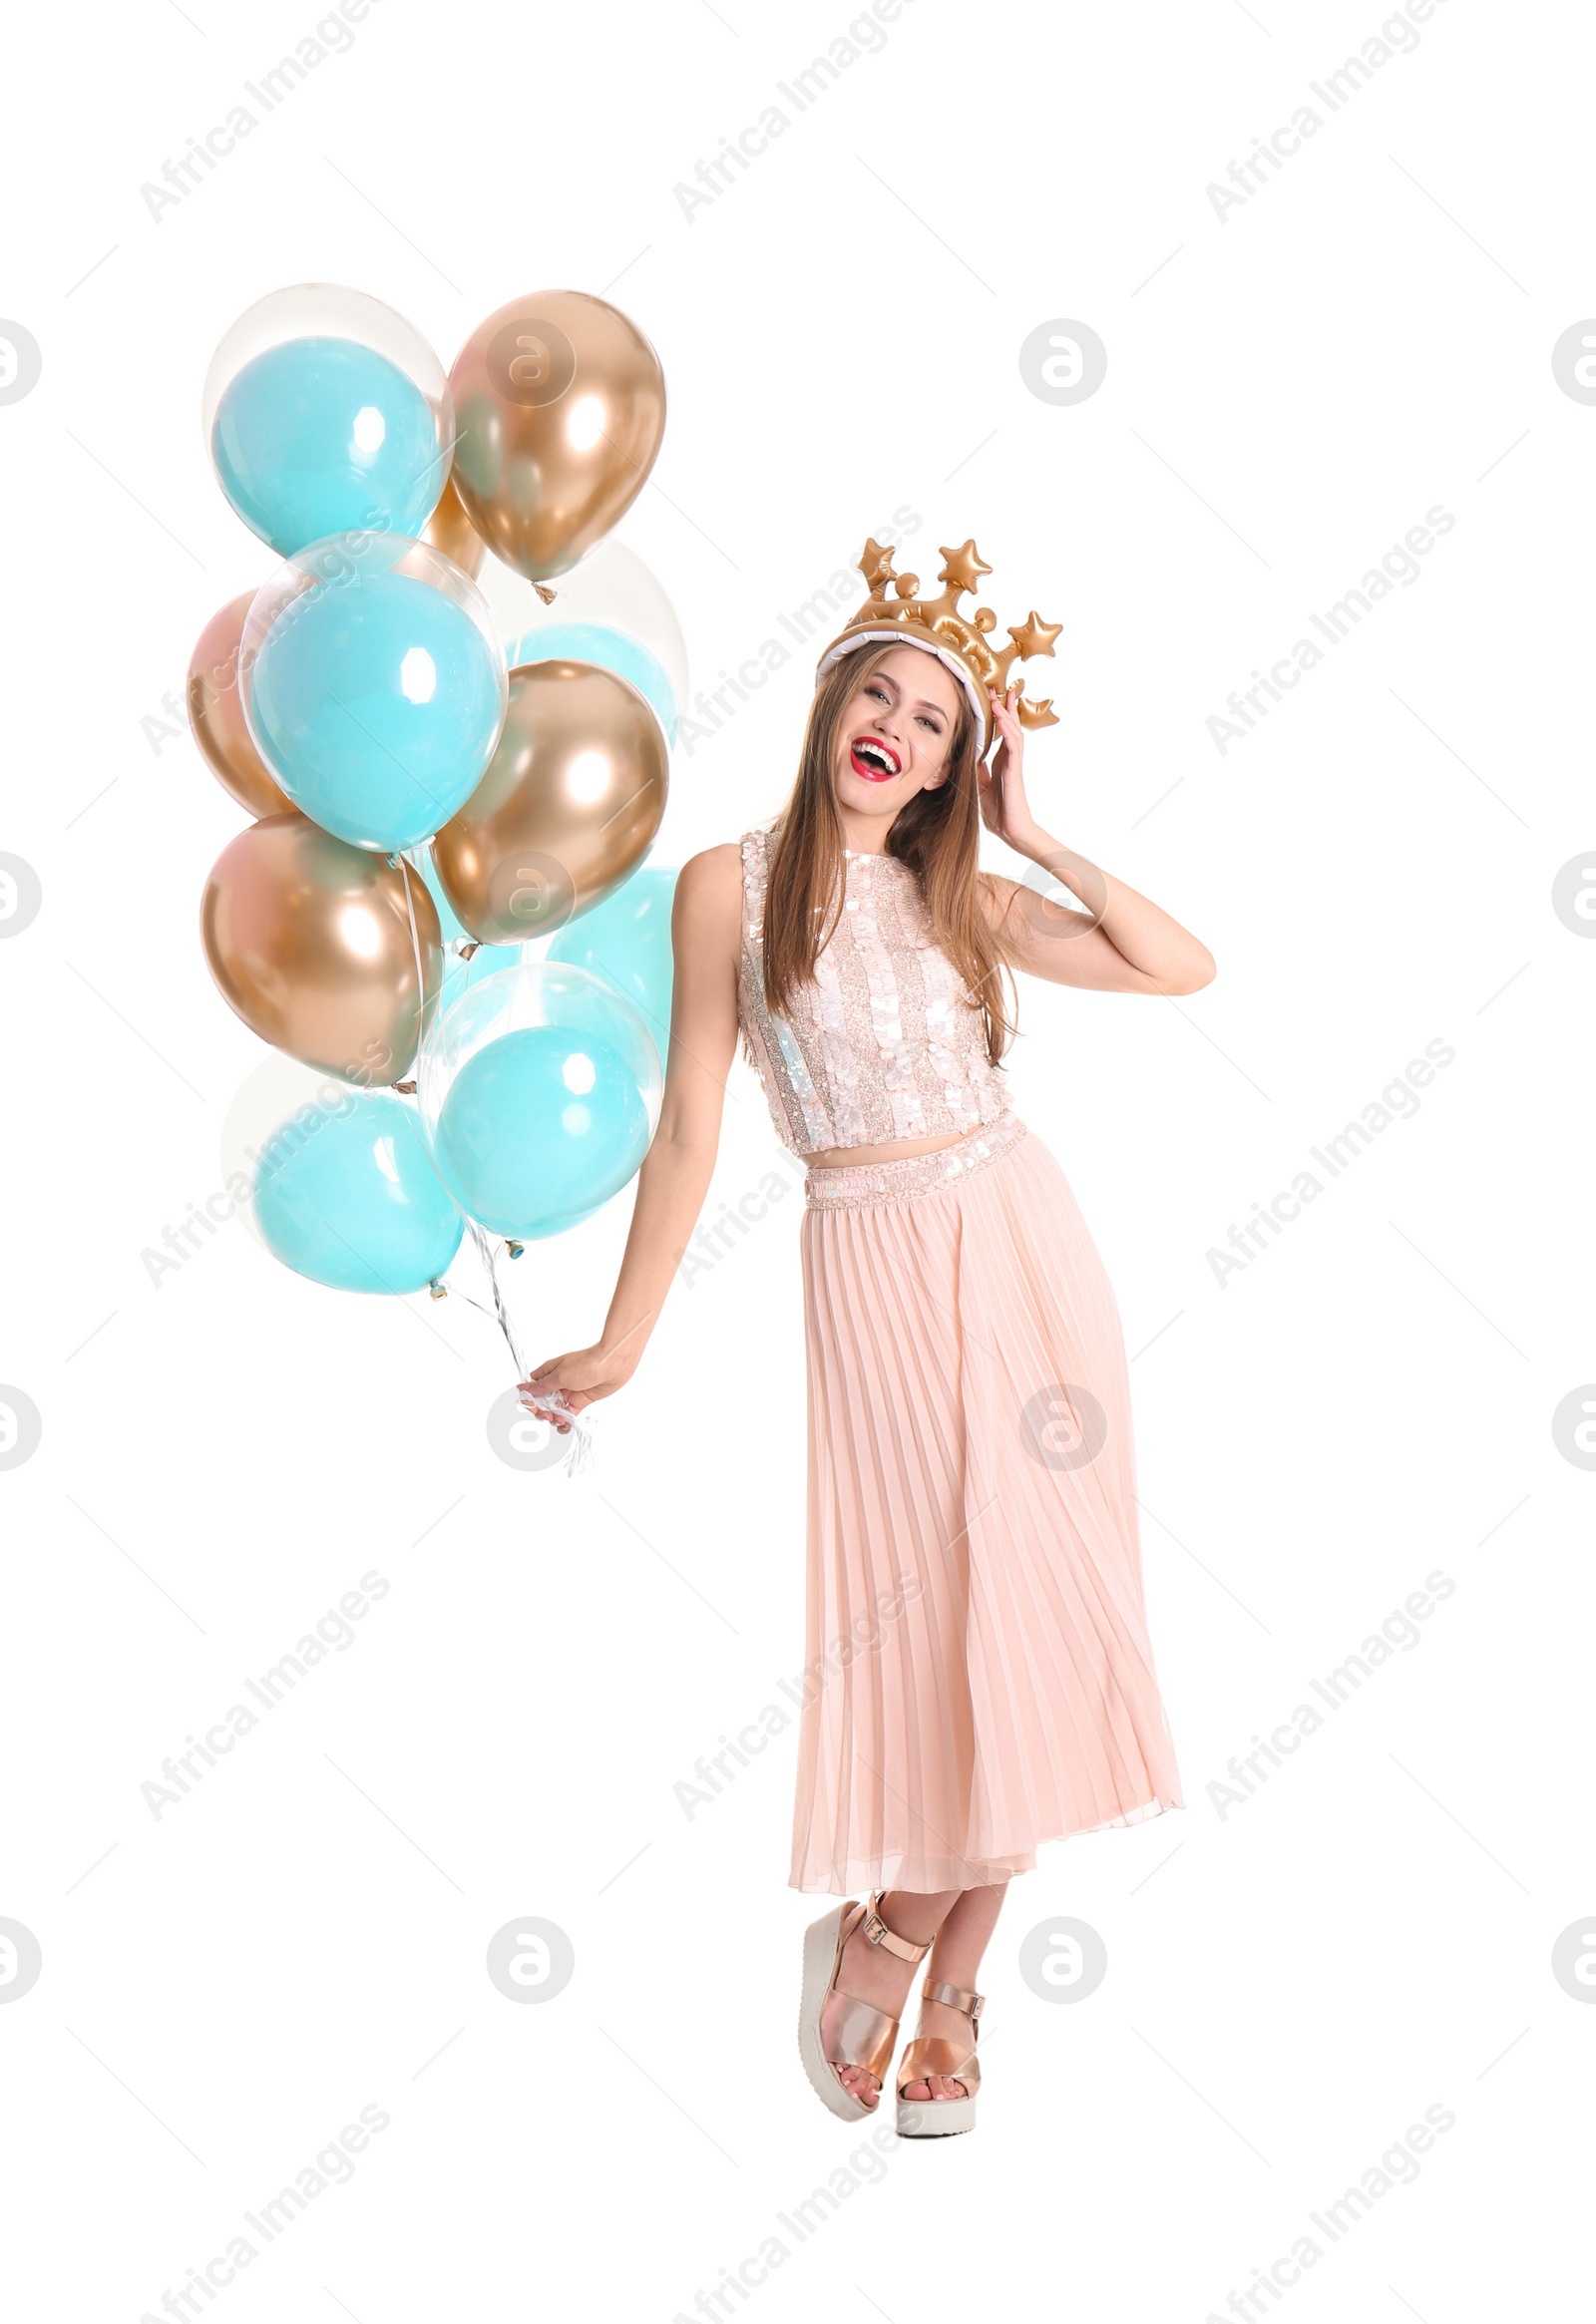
[{"x1": 849, "y1": 737, "x2": 901, "y2": 781}]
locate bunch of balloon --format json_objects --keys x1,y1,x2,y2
[{"x1": 190, "y1": 282, "x2": 678, "y2": 1393}]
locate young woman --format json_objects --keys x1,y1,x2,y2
[{"x1": 524, "y1": 539, "x2": 1215, "y2": 2138}]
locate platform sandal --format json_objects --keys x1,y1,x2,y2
[
  {"x1": 798, "y1": 1893, "x2": 932, "y2": 2122},
  {"x1": 895, "y1": 1977, "x2": 983, "y2": 2137}
]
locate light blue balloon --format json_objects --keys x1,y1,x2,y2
[
  {"x1": 211, "y1": 337, "x2": 446, "y2": 558},
  {"x1": 435, "y1": 1024, "x2": 651, "y2": 1240},
  {"x1": 252, "y1": 1092, "x2": 462, "y2": 1295},
  {"x1": 247, "y1": 543, "x2": 505, "y2": 852},
  {"x1": 505, "y1": 621, "x2": 677, "y2": 745},
  {"x1": 547, "y1": 866, "x2": 676, "y2": 1054}
]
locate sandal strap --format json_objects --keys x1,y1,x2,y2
[
  {"x1": 922, "y1": 1977, "x2": 985, "y2": 2021},
  {"x1": 826, "y1": 1993, "x2": 902, "y2": 2087},
  {"x1": 862, "y1": 1892, "x2": 931, "y2": 1964},
  {"x1": 896, "y1": 2036, "x2": 982, "y2": 2099},
  {"x1": 818, "y1": 1902, "x2": 909, "y2": 2092}
]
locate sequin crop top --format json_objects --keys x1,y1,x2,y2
[{"x1": 736, "y1": 823, "x2": 1015, "y2": 1158}]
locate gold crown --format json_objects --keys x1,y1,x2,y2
[{"x1": 816, "y1": 537, "x2": 1062, "y2": 741}]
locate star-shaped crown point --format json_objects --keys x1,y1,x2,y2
[
  {"x1": 938, "y1": 540, "x2": 993, "y2": 597},
  {"x1": 833, "y1": 533, "x2": 1062, "y2": 731},
  {"x1": 859, "y1": 537, "x2": 897, "y2": 590},
  {"x1": 1007, "y1": 612, "x2": 1063, "y2": 662}
]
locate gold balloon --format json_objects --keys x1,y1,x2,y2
[
  {"x1": 188, "y1": 591, "x2": 292, "y2": 820},
  {"x1": 447, "y1": 290, "x2": 666, "y2": 581},
  {"x1": 200, "y1": 814, "x2": 443, "y2": 1085},
  {"x1": 431, "y1": 661, "x2": 667, "y2": 946},
  {"x1": 420, "y1": 471, "x2": 487, "y2": 579}
]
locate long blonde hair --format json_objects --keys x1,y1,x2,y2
[{"x1": 755, "y1": 642, "x2": 1017, "y2": 1066}]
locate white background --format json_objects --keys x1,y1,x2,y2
[{"x1": 1, "y1": 1, "x2": 1589, "y2": 2317}]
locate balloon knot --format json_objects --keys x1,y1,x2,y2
[
  {"x1": 506, "y1": 1241, "x2": 525, "y2": 1260},
  {"x1": 459, "y1": 941, "x2": 481, "y2": 961},
  {"x1": 533, "y1": 583, "x2": 558, "y2": 605},
  {"x1": 428, "y1": 1280, "x2": 448, "y2": 1301},
  {"x1": 394, "y1": 1078, "x2": 417, "y2": 1094}
]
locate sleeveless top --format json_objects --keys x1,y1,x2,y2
[{"x1": 735, "y1": 823, "x2": 1015, "y2": 1158}]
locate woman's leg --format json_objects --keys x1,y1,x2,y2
[
  {"x1": 830, "y1": 1887, "x2": 961, "y2": 2108},
  {"x1": 899, "y1": 1878, "x2": 1008, "y2": 2101}
]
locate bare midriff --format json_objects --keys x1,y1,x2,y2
[{"x1": 805, "y1": 1130, "x2": 970, "y2": 1171}]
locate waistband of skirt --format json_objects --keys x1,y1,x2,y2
[{"x1": 803, "y1": 1112, "x2": 1027, "y2": 1210}]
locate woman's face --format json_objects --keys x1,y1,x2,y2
[{"x1": 831, "y1": 644, "x2": 965, "y2": 819}]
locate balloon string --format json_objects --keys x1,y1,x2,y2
[
  {"x1": 394, "y1": 853, "x2": 593, "y2": 1476},
  {"x1": 445, "y1": 1283, "x2": 508, "y2": 1334},
  {"x1": 466, "y1": 1218, "x2": 529, "y2": 1378},
  {"x1": 395, "y1": 851, "x2": 523, "y2": 1371},
  {"x1": 397, "y1": 853, "x2": 435, "y2": 1048}
]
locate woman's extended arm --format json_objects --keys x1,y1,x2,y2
[
  {"x1": 521, "y1": 842, "x2": 744, "y2": 1423},
  {"x1": 977, "y1": 685, "x2": 1216, "y2": 996}
]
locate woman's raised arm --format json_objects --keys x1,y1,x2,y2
[
  {"x1": 982, "y1": 853, "x2": 1216, "y2": 996},
  {"x1": 977, "y1": 683, "x2": 1216, "y2": 997}
]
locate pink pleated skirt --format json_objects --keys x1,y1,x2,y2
[{"x1": 792, "y1": 1113, "x2": 1183, "y2": 1896}]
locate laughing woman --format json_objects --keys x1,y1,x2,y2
[{"x1": 524, "y1": 536, "x2": 1215, "y2": 2137}]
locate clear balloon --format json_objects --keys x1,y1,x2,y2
[
  {"x1": 487, "y1": 537, "x2": 688, "y2": 735},
  {"x1": 547, "y1": 865, "x2": 676, "y2": 1060},
  {"x1": 203, "y1": 285, "x2": 453, "y2": 558},
  {"x1": 240, "y1": 532, "x2": 507, "y2": 853},
  {"x1": 417, "y1": 959, "x2": 662, "y2": 1240},
  {"x1": 439, "y1": 936, "x2": 523, "y2": 1007},
  {"x1": 252, "y1": 1089, "x2": 462, "y2": 1294},
  {"x1": 219, "y1": 1051, "x2": 360, "y2": 1249}
]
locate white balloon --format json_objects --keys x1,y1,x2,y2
[
  {"x1": 475, "y1": 536, "x2": 688, "y2": 720},
  {"x1": 218, "y1": 1051, "x2": 372, "y2": 1248},
  {"x1": 471, "y1": 547, "x2": 546, "y2": 644}
]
